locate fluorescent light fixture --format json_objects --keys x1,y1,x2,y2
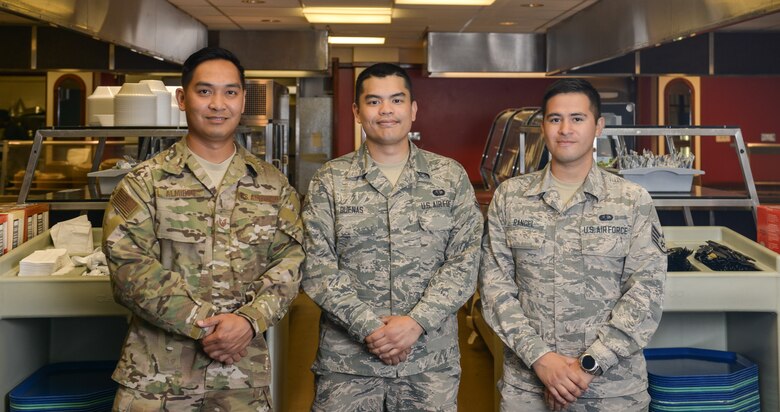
[
  {"x1": 303, "y1": 7, "x2": 392, "y2": 24},
  {"x1": 396, "y1": 0, "x2": 494, "y2": 4},
  {"x1": 428, "y1": 71, "x2": 548, "y2": 78},
  {"x1": 329, "y1": 36, "x2": 386, "y2": 45}
]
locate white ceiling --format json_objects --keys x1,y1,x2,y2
[{"x1": 167, "y1": 0, "x2": 598, "y2": 48}]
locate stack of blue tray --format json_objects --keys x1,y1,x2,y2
[
  {"x1": 9, "y1": 361, "x2": 117, "y2": 412},
  {"x1": 644, "y1": 347, "x2": 760, "y2": 412}
]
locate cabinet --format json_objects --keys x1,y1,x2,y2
[{"x1": 0, "y1": 229, "x2": 128, "y2": 412}]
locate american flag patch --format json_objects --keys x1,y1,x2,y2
[
  {"x1": 651, "y1": 224, "x2": 666, "y2": 253},
  {"x1": 113, "y1": 187, "x2": 140, "y2": 220}
]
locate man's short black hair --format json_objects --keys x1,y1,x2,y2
[
  {"x1": 354, "y1": 63, "x2": 414, "y2": 106},
  {"x1": 181, "y1": 47, "x2": 245, "y2": 89},
  {"x1": 542, "y1": 78, "x2": 601, "y2": 121}
]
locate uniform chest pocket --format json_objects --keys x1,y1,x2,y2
[
  {"x1": 231, "y1": 208, "x2": 278, "y2": 278},
  {"x1": 155, "y1": 198, "x2": 209, "y2": 279},
  {"x1": 580, "y1": 220, "x2": 630, "y2": 301},
  {"x1": 505, "y1": 226, "x2": 544, "y2": 251},
  {"x1": 505, "y1": 226, "x2": 546, "y2": 281},
  {"x1": 418, "y1": 209, "x2": 454, "y2": 256}
]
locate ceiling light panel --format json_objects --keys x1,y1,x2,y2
[
  {"x1": 303, "y1": 7, "x2": 392, "y2": 24},
  {"x1": 329, "y1": 36, "x2": 386, "y2": 44}
]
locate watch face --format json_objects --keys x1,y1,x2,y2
[{"x1": 581, "y1": 355, "x2": 596, "y2": 370}]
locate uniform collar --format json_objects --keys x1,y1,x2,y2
[
  {"x1": 161, "y1": 137, "x2": 261, "y2": 177},
  {"x1": 346, "y1": 139, "x2": 431, "y2": 182},
  {"x1": 524, "y1": 161, "x2": 606, "y2": 201}
]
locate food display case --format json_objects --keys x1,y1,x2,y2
[
  {"x1": 4, "y1": 127, "x2": 254, "y2": 210},
  {"x1": 599, "y1": 126, "x2": 760, "y2": 225},
  {"x1": 479, "y1": 107, "x2": 542, "y2": 190}
]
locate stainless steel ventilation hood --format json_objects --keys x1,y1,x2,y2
[
  {"x1": 426, "y1": 32, "x2": 545, "y2": 77},
  {"x1": 1, "y1": 0, "x2": 206, "y2": 64},
  {"x1": 547, "y1": 0, "x2": 780, "y2": 74},
  {"x1": 210, "y1": 31, "x2": 329, "y2": 74}
]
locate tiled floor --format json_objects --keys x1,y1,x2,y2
[{"x1": 282, "y1": 294, "x2": 495, "y2": 411}]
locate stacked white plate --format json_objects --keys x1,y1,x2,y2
[
  {"x1": 114, "y1": 83, "x2": 156, "y2": 126},
  {"x1": 166, "y1": 86, "x2": 186, "y2": 127},
  {"x1": 140, "y1": 80, "x2": 172, "y2": 126},
  {"x1": 86, "y1": 86, "x2": 117, "y2": 126}
]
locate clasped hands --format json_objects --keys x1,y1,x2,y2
[
  {"x1": 365, "y1": 315, "x2": 424, "y2": 365},
  {"x1": 197, "y1": 313, "x2": 254, "y2": 365},
  {"x1": 532, "y1": 352, "x2": 595, "y2": 411}
]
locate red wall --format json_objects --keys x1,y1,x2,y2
[
  {"x1": 700, "y1": 77, "x2": 780, "y2": 186},
  {"x1": 334, "y1": 69, "x2": 780, "y2": 188},
  {"x1": 334, "y1": 67, "x2": 555, "y2": 183}
]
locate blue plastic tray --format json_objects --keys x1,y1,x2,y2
[
  {"x1": 9, "y1": 361, "x2": 117, "y2": 411},
  {"x1": 644, "y1": 347, "x2": 757, "y2": 378}
]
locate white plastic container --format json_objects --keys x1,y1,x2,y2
[
  {"x1": 166, "y1": 86, "x2": 184, "y2": 127},
  {"x1": 114, "y1": 83, "x2": 156, "y2": 126},
  {"x1": 618, "y1": 167, "x2": 705, "y2": 192},
  {"x1": 86, "y1": 86, "x2": 117, "y2": 126},
  {"x1": 140, "y1": 80, "x2": 171, "y2": 126}
]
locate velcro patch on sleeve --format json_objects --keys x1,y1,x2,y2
[
  {"x1": 113, "y1": 187, "x2": 140, "y2": 220},
  {"x1": 651, "y1": 223, "x2": 666, "y2": 253}
]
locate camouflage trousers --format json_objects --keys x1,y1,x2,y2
[
  {"x1": 498, "y1": 381, "x2": 650, "y2": 412},
  {"x1": 311, "y1": 364, "x2": 460, "y2": 412},
  {"x1": 113, "y1": 385, "x2": 272, "y2": 412}
]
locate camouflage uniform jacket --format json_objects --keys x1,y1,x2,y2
[
  {"x1": 479, "y1": 162, "x2": 666, "y2": 398},
  {"x1": 102, "y1": 138, "x2": 304, "y2": 394},
  {"x1": 302, "y1": 142, "x2": 482, "y2": 377}
]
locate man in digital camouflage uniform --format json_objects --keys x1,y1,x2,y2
[
  {"x1": 302, "y1": 63, "x2": 483, "y2": 411},
  {"x1": 103, "y1": 47, "x2": 304, "y2": 411},
  {"x1": 479, "y1": 78, "x2": 666, "y2": 412}
]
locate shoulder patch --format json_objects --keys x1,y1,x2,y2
[
  {"x1": 113, "y1": 187, "x2": 140, "y2": 220},
  {"x1": 651, "y1": 223, "x2": 666, "y2": 253}
]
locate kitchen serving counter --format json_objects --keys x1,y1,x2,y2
[{"x1": 473, "y1": 226, "x2": 780, "y2": 412}]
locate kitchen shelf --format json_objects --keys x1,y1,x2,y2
[
  {"x1": 8, "y1": 128, "x2": 190, "y2": 211},
  {"x1": 7, "y1": 127, "x2": 253, "y2": 211}
]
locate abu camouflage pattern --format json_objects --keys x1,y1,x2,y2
[
  {"x1": 479, "y1": 162, "x2": 666, "y2": 399},
  {"x1": 302, "y1": 142, "x2": 483, "y2": 377},
  {"x1": 498, "y1": 381, "x2": 650, "y2": 412},
  {"x1": 311, "y1": 367, "x2": 460, "y2": 412},
  {"x1": 102, "y1": 138, "x2": 304, "y2": 395}
]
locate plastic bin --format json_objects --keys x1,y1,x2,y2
[{"x1": 618, "y1": 167, "x2": 705, "y2": 192}]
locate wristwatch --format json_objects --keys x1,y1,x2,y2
[{"x1": 579, "y1": 353, "x2": 603, "y2": 376}]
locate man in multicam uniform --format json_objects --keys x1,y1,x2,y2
[
  {"x1": 103, "y1": 47, "x2": 304, "y2": 411},
  {"x1": 302, "y1": 63, "x2": 483, "y2": 411},
  {"x1": 479, "y1": 78, "x2": 667, "y2": 412}
]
